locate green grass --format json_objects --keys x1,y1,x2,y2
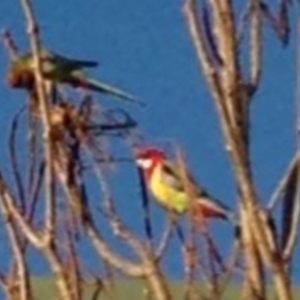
[{"x1": 31, "y1": 277, "x2": 300, "y2": 299}]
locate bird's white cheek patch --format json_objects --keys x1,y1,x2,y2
[{"x1": 136, "y1": 158, "x2": 153, "y2": 169}]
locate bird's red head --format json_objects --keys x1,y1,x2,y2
[
  {"x1": 7, "y1": 70, "x2": 35, "y2": 89},
  {"x1": 135, "y1": 147, "x2": 166, "y2": 177}
]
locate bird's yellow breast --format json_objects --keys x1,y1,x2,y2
[{"x1": 149, "y1": 164, "x2": 187, "y2": 213}]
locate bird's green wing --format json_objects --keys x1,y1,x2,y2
[
  {"x1": 12, "y1": 49, "x2": 98, "y2": 77},
  {"x1": 44, "y1": 49, "x2": 98, "y2": 70},
  {"x1": 161, "y1": 160, "x2": 231, "y2": 218},
  {"x1": 160, "y1": 161, "x2": 188, "y2": 192},
  {"x1": 161, "y1": 160, "x2": 227, "y2": 206},
  {"x1": 38, "y1": 49, "x2": 98, "y2": 79}
]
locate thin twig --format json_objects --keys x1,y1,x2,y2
[
  {"x1": 137, "y1": 166, "x2": 154, "y2": 248},
  {"x1": 0, "y1": 197, "x2": 32, "y2": 300},
  {"x1": 0, "y1": 170, "x2": 45, "y2": 248},
  {"x1": 9, "y1": 107, "x2": 26, "y2": 209},
  {"x1": 155, "y1": 214, "x2": 178, "y2": 260},
  {"x1": 267, "y1": 152, "x2": 300, "y2": 211},
  {"x1": 1, "y1": 29, "x2": 19, "y2": 59},
  {"x1": 249, "y1": 0, "x2": 263, "y2": 90}
]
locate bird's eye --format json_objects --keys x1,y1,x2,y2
[{"x1": 136, "y1": 158, "x2": 153, "y2": 169}]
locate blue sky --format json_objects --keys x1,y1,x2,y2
[{"x1": 0, "y1": 0, "x2": 298, "y2": 286}]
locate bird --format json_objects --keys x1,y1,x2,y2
[
  {"x1": 7, "y1": 49, "x2": 136, "y2": 102},
  {"x1": 135, "y1": 147, "x2": 234, "y2": 223}
]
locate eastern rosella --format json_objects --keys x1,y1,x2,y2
[
  {"x1": 7, "y1": 49, "x2": 136, "y2": 102},
  {"x1": 136, "y1": 147, "x2": 233, "y2": 222}
]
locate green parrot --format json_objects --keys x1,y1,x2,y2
[{"x1": 7, "y1": 49, "x2": 136, "y2": 102}]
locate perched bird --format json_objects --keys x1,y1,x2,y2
[
  {"x1": 136, "y1": 147, "x2": 233, "y2": 222},
  {"x1": 7, "y1": 49, "x2": 136, "y2": 102}
]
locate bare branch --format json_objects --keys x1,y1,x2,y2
[
  {"x1": 183, "y1": 0, "x2": 225, "y2": 105},
  {"x1": 0, "y1": 198, "x2": 32, "y2": 300},
  {"x1": 85, "y1": 220, "x2": 145, "y2": 277},
  {"x1": 20, "y1": 0, "x2": 56, "y2": 242},
  {"x1": 1, "y1": 29, "x2": 19, "y2": 59},
  {"x1": 249, "y1": 0, "x2": 263, "y2": 89},
  {"x1": 155, "y1": 215, "x2": 178, "y2": 260},
  {"x1": 9, "y1": 107, "x2": 26, "y2": 209},
  {"x1": 0, "y1": 171, "x2": 45, "y2": 248},
  {"x1": 268, "y1": 152, "x2": 300, "y2": 211},
  {"x1": 137, "y1": 166, "x2": 154, "y2": 248},
  {"x1": 183, "y1": 1, "x2": 293, "y2": 299}
]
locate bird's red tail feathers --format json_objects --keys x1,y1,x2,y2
[{"x1": 192, "y1": 201, "x2": 229, "y2": 220}]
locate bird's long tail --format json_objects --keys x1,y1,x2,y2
[
  {"x1": 193, "y1": 199, "x2": 240, "y2": 236},
  {"x1": 74, "y1": 75, "x2": 137, "y2": 102},
  {"x1": 193, "y1": 197, "x2": 232, "y2": 221}
]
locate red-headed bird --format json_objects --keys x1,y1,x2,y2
[
  {"x1": 7, "y1": 49, "x2": 136, "y2": 102},
  {"x1": 136, "y1": 147, "x2": 234, "y2": 223}
]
